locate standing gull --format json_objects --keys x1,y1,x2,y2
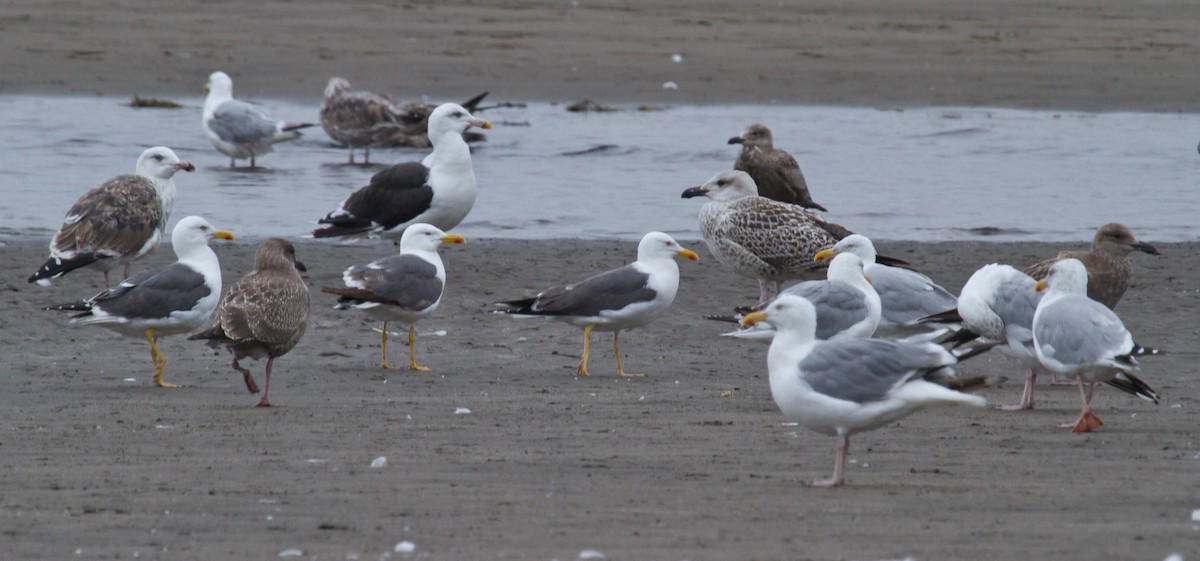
[
  {"x1": 321, "y1": 223, "x2": 464, "y2": 371},
  {"x1": 496, "y1": 232, "x2": 699, "y2": 378},
  {"x1": 1024, "y1": 223, "x2": 1159, "y2": 310},
  {"x1": 719, "y1": 252, "x2": 880, "y2": 342},
  {"x1": 681, "y1": 170, "x2": 853, "y2": 303},
  {"x1": 189, "y1": 238, "x2": 310, "y2": 407},
  {"x1": 1032, "y1": 259, "x2": 1159, "y2": 432},
  {"x1": 203, "y1": 71, "x2": 315, "y2": 168},
  {"x1": 814, "y1": 234, "x2": 957, "y2": 337},
  {"x1": 43, "y1": 216, "x2": 234, "y2": 388},
  {"x1": 28, "y1": 147, "x2": 194, "y2": 287},
  {"x1": 740, "y1": 294, "x2": 992, "y2": 487},
  {"x1": 313, "y1": 103, "x2": 491, "y2": 240},
  {"x1": 320, "y1": 77, "x2": 408, "y2": 164},
  {"x1": 729, "y1": 123, "x2": 827, "y2": 211}
]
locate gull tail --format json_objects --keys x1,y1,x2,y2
[{"x1": 28, "y1": 254, "x2": 101, "y2": 285}]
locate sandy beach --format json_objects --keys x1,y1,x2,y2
[{"x1": 2, "y1": 1, "x2": 1199, "y2": 560}]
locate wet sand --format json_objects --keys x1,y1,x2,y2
[
  {"x1": 1, "y1": 237, "x2": 1196, "y2": 560},
  {"x1": 3, "y1": 0, "x2": 1200, "y2": 559}
]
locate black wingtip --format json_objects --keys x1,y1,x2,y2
[{"x1": 28, "y1": 255, "x2": 100, "y2": 284}]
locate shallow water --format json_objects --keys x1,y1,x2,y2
[{"x1": 1, "y1": 95, "x2": 1197, "y2": 244}]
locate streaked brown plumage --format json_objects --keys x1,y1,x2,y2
[
  {"x1": 729, "y1": 123, "x2": 827, "y2": 211},
  {"x1": 1024, "y1": 223, "x2": 1159, "y2": 310},
  {"x1": 190, "y1": 238, "x2": 310, "y2": 407}
]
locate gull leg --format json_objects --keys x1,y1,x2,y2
[
  {"x1": 757, "y1": 280, "x2": 771, "y2": 304},
  {"x1": 257, "y1": 358, "x2": 274, "y2": 407},
  {"x1": 997, "y1": 368, "x2": 1037, "y2": 411},
  {"x1": 347, "y1": 148, "x2": 356, "y2": 165},
  {"x1": 145, "y1": 329, "x2": 178, "y2": 388},
  {"x1": 613, "y1": 331, "x2": 644, "y2": 378},
  {"x1": 408, "y1": 326, "x2": 430, "y2": 372},
  {"x1": 249, "y1": 153, "x2": 257, "y2": 168},
  {"x1": 123, "y1": 263, "x2": 130, "y2": 280},
  {"x1": 232, "y1": 356, "x2": 259, "y2": 394},
  {"x1": 229, "y1": 157, "x2": 236, "y2": 169},
  {"x1": 810, "y1": 435, "x2": 849, "y2": 487},
  {"x1": 363, "y1": 146, "x2": 371, "y2": 165},
  {"x1": 379, "y1": 321, "x2": 396, "y2": 369},
  {"x1": 1060, "y1": 376, "x2": 1103, "y2": 432},
  {"x1": 102, "y1": 270, "x2": 111, "y2": 288},
  {"x1": 576, "y1": 325, "x2": 593, "y2": 377}
]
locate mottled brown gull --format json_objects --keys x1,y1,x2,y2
[
  {"x1": 1024, "y1": 223, "x2": 1159, "y2": 310},
  {"x1": 681, "y1": 170, "x2": 852, "y2": 303},
  {"x1": 496, "y1": 232, "x2": 699, "y2": 378},
  {"x1": 43, "y1": 217, "x2": 234, "y2": 388},
  {"x1": 190, "y1": 238, "x2": 310, "y2": 407},
  {"x1": 729, "y1": 123, "x2": 827, "y2": 211},
  {"x1": 28, "y1": 147, "x2": 194, "y2": 287}
]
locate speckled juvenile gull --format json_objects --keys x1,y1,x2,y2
[
  {"x1": 319, "y1": 77, "x2": 410, "y2": 164},
  {"x1": 203, "y1": 71, "x2": 315, "y2": 168},
  {"x1": 190, "y1": 238, "x2": 310, "y2": 407},
  {"x1": 1032, "y1": 258, "x2": 1159, "y2": 432},
  {"x1": 681, "y1": 170, "x2": 853, "y2": 303},
  {"x1": 313, "y1": 103, "x2": 491, "y2": 240},
  {"x1": 1024, "y1": 223, "x2": 1159, "y2": 310},
  {"x1": 43, "y1": 217, "x2": 234, "y2": 388},
  {"x1": 721, "y1": 252, "x2": 879, "y2": 342},
  {"x1": 728, "y1": 123, "x2": 827, "y2": 211},
  {"x1": 28, "y1": 147, "x2": 194, "y2": 287},
  {"x1": 815, "y1": 234, "x2": 957, "y2": 337},
  {"x1": 321, "y1": 224, "x2": 464, "y2": 371},
  {"x1": 740, "y1": 294, "x2": 993, "y2": 487},
  {"x1": 496, "y1": 232, "x2": 699, "y2": 378}
]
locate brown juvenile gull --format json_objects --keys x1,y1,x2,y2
[
  {"x1": 321, "y1": 223, "x2": 464, "y2": 371},
  {"x1": 43, "y1": 216, "x2": 235, "y2": 388},
  {"x1": 681, "y1": 170, "x2": 852, "y2": 303},
  {"x1": 28, "y1": 146, "x2": 195, "y2": 287},
  {"x1": 1024, "y1": 223, "x2": 1159, "y2": 310},
  {"x1": 319, "y1": 77, "x2": 410, "y2": 164},
  {"x1": 313, "y1": 103, "x2": 491, "y2": 240},
  {"x1": 1032, "y1": 259, "x2": 1160, "y2": 432},
  {"x1": 496, "y1": 232, "x2": 699, "y2": 378},
  {"x1": 729, "y1": 123, "x2": 827, "y2": 211},
  {"x1": 189, "y1": 238, "x2": 310, "y2": 407},
  {"x1": 385, "y1": 91, "x2": 491, "y2": 149},
  {"x1": 740, "y1": 294, "x2": 994, "y2": 487},
  {"x1": 203, "y1": 71, "x2": 315, "y2": 168}
]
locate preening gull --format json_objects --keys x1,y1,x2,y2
[
  {"x1": 189, "y1": 238, "x2": 310, "y2": 407},
  {"x1": 943, "y1": 263, "x2": 1047, "y2": 411},
  {"x1": 496, "y1": 232, "x2": 699, "y2": 378},
  {"x1": 203, "y1": 71, "x2": 315, "y2": 168},
  {"x1": 313, "y1": 103, "x2": 491, "y2": 240},
  {"x1": 1032, "y1": 259, "x2": 1159, "y2": 432},
  {"x1": 729, "y1": 123, "x2": 827, "y2": 211},
  {"x1": 681, "y1": 170, "x2": 853, "y2": 303},
  {"x1": 815, "y1": 234, "x2": 957, "y2": 337},
  {"x1": 28, "y1": 147, "x2": 194, "y2": 287},
  {"x1": 740, "y1": 294, "x2": 992, "y2": 487},
  {"x1": 321, "y1": 224, "x2": 464, "y2": 371},
  {"x1": 43, "y1": 216, "x2": 234, "y2": 388},
  {"x1": 1024, "y1": 223, "x2": 1159, "y2": 310},
  {"x1": 718, "y1": 252, "x2": 880, "y2": 342}
]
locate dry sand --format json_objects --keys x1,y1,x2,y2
[{"x1": 2, "y1": 1, "x2": 1199, "y2": 560}]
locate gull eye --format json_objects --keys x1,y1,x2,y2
[
  {"x1": 452, "y1": 111, "x2": 464, "y2": 118},
  {"x1": 153, "y1": 154, "x2": 164, "y2": 161}
]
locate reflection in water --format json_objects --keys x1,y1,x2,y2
[{"x1": 1, "y1": 96, "x2": 1196, "y2": 243}]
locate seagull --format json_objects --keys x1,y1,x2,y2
[
  {"x1": 321, "y1": 223, "x2": 464, "y2": 371},
  {"x1": 1024, "y1": 223, "x2": 1159, "y2": 310},
  {"x1": 1032, "y1": 258, "x2": 1159, "y2": 432},
  {"x1": 740, "y1": 294, "x2": 992, "y2": 487},
  {"x1": 202, "y1": 71, "x2": 315, "y2": 168},
  {"x1": 189, "y1": 238, "x2": 310, "y2": 407},
  {"x1": 729, "y1": 123, "x2": 827, "y2": 211},
  {"x1": 496, "y1": 232, "x2": 699, "y2": 378},
  {"x1": 718, "y1": 252, "x2": 880, "y2": 342},
  {"x1": 814, "y1": 234, "x2": 957, "y2": 337},
  {"x1": 28, "y1": 146, "x2": 194, "y2": 287},
  {"x1": 319, "y1": 77, "x2": 418, "y2": 164},
  {"x1": 681, "y1": 170, "x2": 853, "y2": 303},
  {"x1": 43, "y1": 216, "x2": 234, "y2": 388},
  {"x1": 313, "y1": 103, "x2": 491, "y2": 240},
  {"x1": 944, "y1": 264, "x2": 1047, "y2": 411}
]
